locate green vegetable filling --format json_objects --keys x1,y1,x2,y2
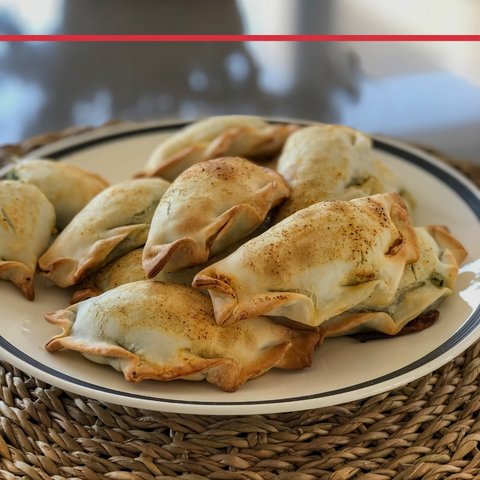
[
  {"x1": 346, "y1": 176, "x2": 370, "y2": 188},
  {"x1": 429, "y1": 271, "x2": 445, "y2": 288},
  {"x1": 3, "y1": 169, "x2": 20, "y2": 181}
]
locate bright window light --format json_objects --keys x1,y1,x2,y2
[{"x1": 0, "y1": 0, "x2": 64, "y2": 34}]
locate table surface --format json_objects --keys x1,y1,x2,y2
[{"x1": 1, "y1": 1, "x2": 479, "y2": 166}]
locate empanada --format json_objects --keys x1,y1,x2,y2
[
  {"x1": 0, "y1": 181, "x2": 55, "y2": 299},
  {"x1": 320, "y1": 225, "x2": 468, "y2": 336},
  {"x1": 38, "y1": 178, "x2": 170, "y2": 287},
  {"x1": 274, "y1": 124, "x2": 407, "y2": 221},
  {"x1": 4, "y1": 158, "x2": 109, "y2": 229},
  {"x1": 193, "y1": 193, "x2": 419, "y2": 327},
  {"x1": 143, "y1": 157, "x2": 290, "y2": 276},
  {"x1": 71, "y1": 247, "x2": 204, "y2": 302},
  {"x1": 139, "y1": 115, "x2": 299, "y2": 180},
  {"x1": 71, "y1": 229, "x2": 260, "y2": 303},
  {"x1": 45, "y1": 281, "x2": 320, "y2": 392}
]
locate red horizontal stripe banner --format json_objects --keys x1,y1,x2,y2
[{"x1": 0, "y1": 34, "x2": 479, "y2": 42}]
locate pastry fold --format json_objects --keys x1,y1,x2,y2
[
  {"x1": 71, "y1": 229, "x2": 261, "y2": 303},
  {"x1": 4, "y1": 158, "x2": 109, "y2": 228},
  {"x1": 193, "y1": 193, "x2": 419, "y2": 327},
  {"x1": 274, "y1": 124, "x2": 408, "y2": 221},
  {"x1": 139, "y1": 115, "x2": 299, "y2": 180},
  {"x1": 46, "y1": 281, "x2": 320, "y2": 392},
  {"x1": 320, "y1": 225, "x2": 468, "y2": 336},
  {"x1": 71, "y1": 248, "x2": 196, "y2": 302},
  {"x1": 0, "y1": 181, "x2": 55, "y2": 299},
  {"x1": 142, "y1": 157, "x2": 290, "y2": 276},
  {"x1": 38, "y1": 178, "x2": 170, "y2": 287}
]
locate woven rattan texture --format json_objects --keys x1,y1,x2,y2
[{"x1": 0, "y1": 124, "x2": 479, "y2": 480}]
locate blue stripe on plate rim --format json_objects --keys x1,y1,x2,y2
[{"x1": 1, "y1": 121, "x2": 479, "y2": 406}]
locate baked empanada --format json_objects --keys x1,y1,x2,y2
[
  {"x1": 71, "y1": 229, "x2": 258, "y2": 303},
  {"x1": 143, "y1": 157, "x2": 290, "y2": 276},
  {"x1": 45, "y1": 281, "x2": 320, "y2": 392},
  {"x1": 320, "y1": 225, "x2": 468, "y2": 336},
  {"x1": 38, "y1": 178, "x2": 170, "y2": 288},
  {"x1": 4, "y1": 158, "x2": 109, "y2": 229},
  {"x1": 193, "y1": 193, "x2": 419, "y2": 327},
  {"x1": 71, "y1": 247, "x2": 203, "y2": 302},
  {"x1": 139, "y1": 115, "x2": 299, "y2": 180},
  {"x1": 0, "y1": 181, "x2": 55, "y2": 299},
  {"x1": 274, "y1": 124, "x2": 407, "y2": 221}
]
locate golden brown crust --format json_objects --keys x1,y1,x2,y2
[
  {"x1": 349, "y1": 310, "x2": 439, "y2": 342},
  {"x1": 426, "y1": 225, "x2": 468, "y2": 265},
  {"x1": 139, "y1": 116, "x2": 299, "y2": 181},
  {"x1": 274, "y1": 124, "x2": 408, "y2": 221},
  {"x1": 0, "y1": 180, "x2": 55, "y2": 299},
  {"x1": 38, "y1": 179, "x2": 170, "y2": 287},
  {"x1": 71, "y1": 239, "x2": 251, "y2": 304},
  {"x1": 45, "y1": 281, "x2": 320, "y2": 392},
  {"x1": 6, "y1": 159, "x2": 109, "y2": 229},
  {"x1": 0, "y1": 261, "x2": 35, "y2": 300},
  {"x1": 70, "y1": 286, "x2": 102, "y2": 304},
  {"x1": 143, "y1": 237, "x2": 198, "y2": 279},
  {"x1": 40, "y1": 224, "x2": 149, "y2": 287},
  {"x1": 194, "y1": 193, "x2": 419, "y2": 327},
  {"x1": 319, "y1": 225, "x2": 467, "y2": 337},
  {"x1": 143, "y1": 157, "x2": 290, "y2": 275}
]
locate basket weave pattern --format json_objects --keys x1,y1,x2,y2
[{"x1": 0, "y1": 124, "x2": 479, "y2": 480}]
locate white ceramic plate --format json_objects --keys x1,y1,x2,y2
[{"x1": 1, "y1": 119, "x2": 479, "y2": 415}]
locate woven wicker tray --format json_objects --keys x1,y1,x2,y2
[{"x1": 0, "y1": 124, "x2": 479, "y2": 480}]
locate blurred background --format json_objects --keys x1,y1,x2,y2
[{"x1": 0, "y1": 0, "x2": 479, "y2": 163}]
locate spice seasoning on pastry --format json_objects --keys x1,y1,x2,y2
[
  {"x1": 3, "y1": 158, "x2": 109, "y2": 229},
  {"x1": 38, "y1": 178, "x2": 170, "y2": 287},
  {"x1": 0, "y1": 180, "x2": 55, "y2": 299},
  {"x1": 46, "y1": 281, "x2": 321, "y2": 392},
  {"x1": 142, "y1": 157, "x2": 290, "y2": 276},
  {"x1": 194, "y1": 192, "x2": 419, "y2": 328},
  {"x1": 274, "y1": 124, "x2": 410, "y2": 221},
  {"x1": 139, "y1": 115, "x2": 299, "y2": 180},
  {"x1": 320, "y1": 225, "x2": 467, "y2": 337}
]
